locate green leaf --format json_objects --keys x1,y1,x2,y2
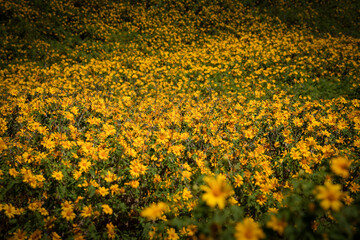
[{"x1": 88, "y1": 185, "x2": 96, "y2": 198}]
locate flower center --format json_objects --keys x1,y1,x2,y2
[
  {"x1": 327, "y1": 192, "x2": 336, "y2": 201},
  {"x1": 212, "y1": 187, "x2": 222, "y2": 197}
]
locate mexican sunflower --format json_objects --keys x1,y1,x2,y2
[
  {"x1": 235, "y1": 218, "x2": 265, "y2": 240},
  {"x1": 315, "y1": 181, "x2": 344, "y2": 211},
  {"x1": 201, "y1": 175, "x2": 234, "y2": 209}
]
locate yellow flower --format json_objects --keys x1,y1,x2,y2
[
  {"x1": 81, "y1": 205, "x2": 93, "y2": 218},
  {"x1": 42, "y1": 137, "x2": 56, "y2": 149},
  {"x1": 36, "y1": 174, "x2": 45, "y2": 184},
  {"x1": 256, "y1": 194, "x2": 267, "y2": 206},
  {"x1": 169, "y1": 144, "x2": 185, "y2": 156},
  {"x1": 104, "y1": 171, "x2": 118, "y2": 183},
  {"x1": 229, "y1": 196, "x2": 240, "y2": 205},
  {"x1": 182, "y1": 224, "x2": 197, "y2": 237},
  {"x1": 234, "y1": 174, "x2": 244, "y2": 188},
  {"x1": 70, "y1": 106, "x2": 79, "y2": 115},
  {"x1": 22, "y1": 169, "x2": 38, "y2": 188},
  {"x1": 129, "y1": 160, "x2": 147, "y2": 178},
  {"x1": 4, "y1": 204, "x2": 17, "y2": 218},
  {"x1": 343, "y1": 195, "x2": 353, "y2": 206},
  {"x1": 106, "y1": 223, "x2": 116, "y2": 239},
  {"x1": 73, "y1": 170, "x2": 82, "y2": 180},
  {"x1": 156, "y1": 129, "x2": 171, "y2": 144},
  {"x1": 315, "y1": 181, "x2": 344, "y2": 211},
  {"x1": 293, "y1": 117, "x2": 304, "y2": 127},
  {"x1": 0, "y1": 141, "x2": 7, "y2": 154},
  {"x1": 349, "y1": 182, "x2": 360, "y2": 193},
  {"x1": 125, "y1": 180, "x2": 139, "y2": 188},
  {"x1": 29, "y1": 229, "x2": 42, "y2": 240},
  {"x1": 9, "y1": 168, "x2": 19, "y2": 177},
  {"x1": 153, "y1": 174, "x2": 162, "y2": 183},
  {"x1": 52, "y1": 232, "x2": 62, "y2": 240},
  {"x1": 12, "y1": 229, "x2": 27, "y2": 240},
  {"x1": 166, "y1": 228, "x2": 179, "y2": 240},
  {"x1": 235, "y1": 218, "x2": 265, "y2": 240},
  {"x1": 87, "y1": 117, "x2": 102, "y2": 125},
  {"x1": 28, "y1": 201, "x2": 42, "y2": 211},
  {"x1": 330, "y1": 156, "x2": 351, "y2": 178},
  {"x1": 78, "y1": 159, "x2": 91, "y2": 172},
  {"x1": 98, "y1": 148, "x2": 110, "y2": 160},
  {"x1": 102, "y1": 204, "x2": 113, "y2": 215},
  {"x1": 140, "y1": 202, "x2": 168, "y2": 221},
  {"x1": 61, "y1": 207, "x2": 75, "y2": 221},
  {"x1": 39, "y1": 208, "x2": 49, "y2": 216},
  {"x1": 148, "y1": 227, "x2": 157, "y2": 239},
  {"x1": 52, "y1": 171, "x2": 64, "y2": 181},
  {"x1": 61, "y1": 201, "x2": 75, "y2": 221},
  {"x1": 110, "y1": 184, "x2": 121, "y2": 195},
  {"x1": 266, "y1": 215, "x2": 287, "y2": 235},
  {"x1": 74, "y1": 233, "x2": 85, "y2": 240},
  {"x1": 182, "y1": 170, "x2": 192, "y2": 181},
  {"x1": 268, "y1": 208, "x2": 278, "y2": 214},
  {"x1": 61, "y1": 201, "x2": 73, "y2": 209},
  {"x1": 97, "y1": 187, "x2": 109, "y2": 197},
  {"x1": 103, "y1": 123, "x2": 116, "y2": 137},
  {"x1": 182, "y1": 188, "x2": 192, "y2": 201},
  {"x1": 201, "y1": 175, "x2": 234, "y2": 209}
]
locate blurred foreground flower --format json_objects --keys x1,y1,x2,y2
[
  {"x1": 235, "y1": 218, "x2": 265, "y2": 240},
  {"x1": 141, "y1": 202, "x2": 168, "y2": 221},
  {"x1": 201, "y1": 175, "x2": 234, "y2": 209},
  {"x1": 266, "y1": 215, "x2": 287, "y2": 235},
  {"x1": 331, "y1": 156, "x2": 351, "y2": 178},
  {"x1": 315, "y1": 181, "x2": 344, "y2": 211}
]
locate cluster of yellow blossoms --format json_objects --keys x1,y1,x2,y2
[{"x1": 1, "y1": 0, "x2": 359, "y2": 239}]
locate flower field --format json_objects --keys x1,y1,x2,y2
[{"x1": 1, "y1": 0, "x2": 360, "y2": 239}]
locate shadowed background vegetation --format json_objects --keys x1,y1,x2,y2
[{"x1": 1, "y1": 0, "x2": 359, "y2": 99}]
